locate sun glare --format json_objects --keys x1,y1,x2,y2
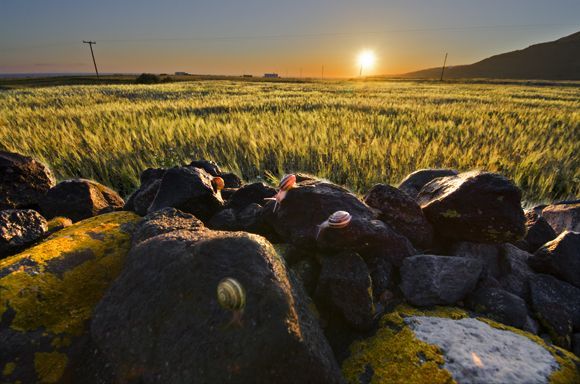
[{"x1": 357, "y1": 50, "x2": 376, "y2": 76}]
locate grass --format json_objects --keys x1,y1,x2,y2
[{"x1": 0, "y1": 79, "x2": 578, "y2": 203}]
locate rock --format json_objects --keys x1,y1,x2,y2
[
  {"x1": 315, "y1": 251, "x2": 374, "y2": 331},
  {"x1": 317, "y1": 216, "x2": 416, "y2": 267},
  {"x1": 0, "y1": 211, "x2": 139, "y2": 384},
  {"x1": 530, "y1": 274, "x2": 580, "y2": 332},
  {"x1": 531, "y1": 231, "x2": 580, "y2": 287},
  {"x1": 40, "y1": 179, "x2": 124, "y2": 222},
  {"x1": 364, "y1": 184, "x2": 433, "y2": 249},
  {"x1": 46, "y1": 216, "x2": 73, "y2": 235},
  {"x1": 188, "y1": 160, "x2": 242, "y2": 188},
  {"x1": 542, "y1": 201, "x2": 580, "y2": 234},
  {"x1": 225, "y1": 182, "x2": 276, "y2": 211},
  {"x1": 208, "y1": 204, "x2": 276, "y2": 239},
  {"x1": 342, "y1": 306, "x2": 580, "y2": 384},
  {"x1": 188, "y1": 159, "x2": 221, "y2": 176},
  {"x1": 529, "y1": 273, "x2": 580, "y2": 349},
  {"x1": 290, "y1": 256, "x2": 320, "y2": 296},
  {"x1": 124, "y1": 168, "x2": 166, "y2": 215},
  {"x1": 148, "y1": 166, "x2": 224, "y2": 222},
  {"x1": 221, "y1": 172, "x2": 243, "y2": 188},
  {"x1": 400, "y1": 255, "x2": 483, "y2": 306},
  {"x1": 516, "y1": 210, "x2": 557, "y2": 252},
  {"x1": 397, "y1": 168, "x2": 458, "y2": 200},
  {"x1": 452, "y1": 242, "x2": 535, "y2": 300},
  {"x1": 0, "y1": 210, "x2": 47, "y2": 259},
  {"x1": 91, "y1": 230, "x2": 343, "y2": 383},
  {"x1": 132, "y1": 207, "x2": 204, "y2": 246},
  {"x1": 524, "y1": 316, "x2": 540, "y2": 335},
  {"x1": 265, "y1": 181, "x2": 377, "y2": 249},
  {"x1": 417, "y1": 171, "x2": 526, "y2": 243},
  {"x1": 574, "y1": 334, "x2": 580, "y2": 357},
  {"x1": 0, "y1": 151, "x2": 56, "y2": 210},
  {"x1": 366, "y1": 256, "x2": 394, "y2": 300},
  {"x1": 466, "y1": 287, "x2": 528, "y2": 328}
]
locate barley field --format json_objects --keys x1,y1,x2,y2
[{"x1": 0, "y1": 80, "x2": 578, "y2": 203}]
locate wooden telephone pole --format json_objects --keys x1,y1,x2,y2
[
  {"x1": 83, "y1": 41, "x2": 100, "y2": 80},
  {"x1": 440, "y1": 52, "x2": 448, "y2": 81}
]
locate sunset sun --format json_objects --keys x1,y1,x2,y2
[{"x1": 357, "y1": 50, "x2": 376, "y2": 76}]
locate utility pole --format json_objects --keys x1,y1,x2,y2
[
  {"x1": 439, "y1": 52, "x2": 448, "y2": 82},
  {"x1": 359, "y1": 64, "x2": 363, "y2": 77},
  {"x1": 83, "y1": 40, "x2": 100, "y2": 80},
  {"x1": 321, "y1": 65, "x2": 324, "y2": 80}
]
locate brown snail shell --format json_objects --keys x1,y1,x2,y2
[
  {"x1": 278, "y1": 174, "x2": 297, "y2": 191},
  {"x1": 327, "y1": 211, "x2": 352, "y2": 228},
  {"x1": 217, "y1": 278, "x2": 246, "y2": 311},
  {"x1": 212, "y1": 176, "x2": 225, "y2": 191}
]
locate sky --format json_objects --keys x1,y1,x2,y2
[{"x1": 1, "y1": 0, "x2": 579, "y2": 77}]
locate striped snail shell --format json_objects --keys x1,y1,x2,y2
[
  {"x1": 217, "y1": 278, "x2": 246, "y2": 311},
  {"x1": 327, "y1": 211, "x2": 352, "y2": 228},
  {"x1": 212, "y1": 176, "x2": 225, "y2": 191},
  {"x1": 278, "y1": 174, "x2": 297, "y2": 191}
]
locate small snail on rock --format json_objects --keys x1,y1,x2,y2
[
  {"x1": 265, "y1": 174, "x2": 296, "y2": 212},
  {"x1": 316, "y1": 210, "x2": 352, "y2": 240},
  {"x1": 211, "y1": 176, "x2": 225, "y2": 193},
  {"x1": 217, "y1": 277, "x2": 246, "y2": 327}
]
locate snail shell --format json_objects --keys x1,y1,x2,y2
[
  {"x1": 327, "y1": 211, "x2": 352, "y2": 228},
  {"x1": 212, "y1": 176, "x2": 225, "y2": 191},
  {"x1": 217, "y1": 278, "x2": 246, "y2": 311},
  {"x1": 278, "y1": 174, "x2": 297, "y2": 191}
]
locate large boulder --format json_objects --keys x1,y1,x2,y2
[
  {"x1": 516, "y1": 210, "x2": 557, "y2": 252},
  {"x1": 0, "y1": 209, "x2": 47, "y2": 259},
  {"x1": 530, "y1": 231, "x2": 580, "y2": 288},
  {"x1": 342, "y1": 306, "x2": 580, "y2": 384},
  {"x1": 316, "y1": 216, "x2": 416, "y2": 267},
  {"x1": 148, "y1": 166, "x2": 224, "y2": 222},
  {"x1": 400, "y1": 255, "x2": 483, "y2": 306},
  {"x1": 452, "y1": 242, "x2": 535, "y2": 300},
  {"x1": 124, "y1": 168, "x2": 166, "y2": 215},
  {"x1": 542, "y1": 201, "x2": 580, "y2": 234},
  {"x1": 0, "y1": 211, "x2": 139, "y2": 384},
  {"x1": 466, "y1": 287, "x2": 529, "y2": 329},
  {"x1": 40, "y1": 179, "x2": 124, "y2": 222},
  {"x1": 364, "y1": 184, "x2": 433, "y2": 249},
  {"x1": 0, "y1": 151, "x2": 56, "y2": 210},
  {"x1": 417, "y1": 171, "x2": 526, "y2": 243},
  {"x1": 132, "y1": 207, "x2": 204, "y2": 246},
  {"x1": 397, "y1": 168, "x2": 458, "y2": 200},
  {"x1": 315, "y1": 251, "x2": 374, "y2": 331},
  {"x1": 91, "y1": 229, "x2": 344, "y2": 383},
  {"x1": 265, "y1": 181, "x2": 377, "y2": 248}
]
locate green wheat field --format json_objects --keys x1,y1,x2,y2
[{"x1": 1, "y1": 80, "x2": 578, "y2": 203}]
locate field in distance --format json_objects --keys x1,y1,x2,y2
[{"x1": 0, "y1": 79, "x2": 578, "y2": 203}]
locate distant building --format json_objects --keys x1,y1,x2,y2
[
  {"x1": 263, "y1": 73, "x2": 279, "y2": 78},
  {"x1": 243, "y1": 74, "x2": 253, "y2": 78},
  {"x1": 175, "y1": 72, "x2": 190, "y2": 76}
]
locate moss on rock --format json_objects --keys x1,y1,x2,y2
[
  {"x1": 0, "y1": 211, "x2": 139, "y2": 384},
  {"x1": 342, "y1": 305, "x2": 580, "y2": 384}
]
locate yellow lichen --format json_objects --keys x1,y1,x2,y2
[
  {"x1": 0, "y1": 211, "x2": 139, "y2": 335},
  {"x1": 34, "y1": 352, "x2": 68, "y2": 383},
  {"x1": 2, "y1": 362, "x2": 16, "y2": 376},
  {"x1": 477, "y1": 317, "x2": 580, "y2": 384},
  {"x1": 342, "y1": 320, "x2": 455, "y2": 384},
  {"x1": 46, "y1": 216, "x2": 72, "y2": 233}
]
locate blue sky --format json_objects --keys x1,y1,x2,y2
[{"x1": 1, "y1": 0, "x2": 578, "y2": 76}]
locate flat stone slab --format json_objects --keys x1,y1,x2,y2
[{"x1": 405, "y1": 316, "x2": 557, "y2": 384}]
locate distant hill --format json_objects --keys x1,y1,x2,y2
[{"x1": 402, "y1": 31, "x2": 580, "y2": 80}]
